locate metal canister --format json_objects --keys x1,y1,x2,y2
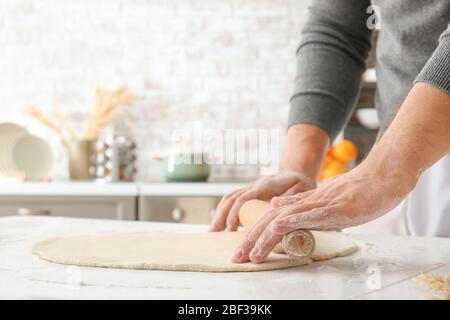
[{"x1": 89, "y1": 136, "x2": 137, "y2": 182}]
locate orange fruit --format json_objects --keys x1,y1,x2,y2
[
  {"x1": 321, "y1": 153, "x2": 334, "y2": 168},
  {"x1": 320, "y1": 160, "x2": 347, "y2": 180},
  {"x1": 331, "y1": 139, "x2": 358, "y2": 163}
]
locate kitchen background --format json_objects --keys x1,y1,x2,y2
[
  {"x1": 0, "y1": 0, "x2": 320, "y2": 182},
  {"x1": 3, "y1": 3, "x2": 447, "y2": 302},
  {"x1": 0, "y1": 0, "x2": 379, "y2": 223}
]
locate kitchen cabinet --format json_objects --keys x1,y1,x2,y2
[
  {"x1": 0, "y1": 182, "x2": 243, "y2": 222},
  {"x1": 0, "y1": 182, "x2": 138, "y2": 220},
  {"x1": 138, "y1": 182, "x2": 244, "y2": 224},
  {"x1": 139, "y1": 196, "x2": 220, "y2": 224},
  {"x1": 0, "y1": 195, "x2": 136, "y2": 220}
]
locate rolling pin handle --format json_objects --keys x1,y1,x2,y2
[{"x1": 281, "y1": 230, "x2": 316, "y2": 258}]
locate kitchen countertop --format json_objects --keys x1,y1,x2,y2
[
  {"x1": 0, "y1": 181, "x2": 245, "y2": 197},
  {"x1": 0, "y1": 181, "x2": 139, "y2": 197},
  {"x1": 1, "y1": 216, "x2": 449, "y2": 299}
]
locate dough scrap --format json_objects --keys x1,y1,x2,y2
[{"x1": 32, "y1": 231, "x2": 357, "y2": 272}]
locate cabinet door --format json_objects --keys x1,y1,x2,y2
[
  {"x1": 139, "y1": 196, "x2": 220, "y2": 224},
  {"x1": 0, "y1": 196, "x2": 136, "y2": 220}
]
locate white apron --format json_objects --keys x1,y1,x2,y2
[{"x1": 345, "y1": 153, "x2": 450, "y2": 237}]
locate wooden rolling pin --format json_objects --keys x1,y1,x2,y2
[{"x1": 239, "y1": 199, "x2": 316, "y2": 258}]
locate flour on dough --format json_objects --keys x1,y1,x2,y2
[{"x1": 32, "y1": 231, "x2": 357, "y2": 272}]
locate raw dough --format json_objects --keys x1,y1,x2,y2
[{"x1": 33, "y1": 231, "x2": 357, "y2": 272}]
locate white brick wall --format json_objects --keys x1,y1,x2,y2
[{"x1": 0, "y1": 0, "x2": 310, "y2": 181}]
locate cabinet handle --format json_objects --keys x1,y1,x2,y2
[
  {"x1": 171, "y1": 208, "x2": 185, "y2": 222},
  {"x1": 17, "y1": 208, "x2": 51, "y2": 216}
]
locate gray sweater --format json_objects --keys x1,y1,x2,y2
[{"x1": 288, "y1": 0, "x2": 450, "y2": 140}]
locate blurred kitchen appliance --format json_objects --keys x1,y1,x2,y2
[
  {"x1": 345, "y1": 31, "x2": 379, "y2": 164},
  {"x1": 90, "y1": 136, "x2": 137, "y2": 182},
  {"x1": 68, "y1": 136, "x2": 136, "y2": 181}
]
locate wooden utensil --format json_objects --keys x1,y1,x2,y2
[{"x1": 239, "y1": 199, "x2": 316, "y2": 258}]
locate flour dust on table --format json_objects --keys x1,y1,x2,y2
[{"x1": 32, "y1": 231, "x2": 357, "y2": 272}]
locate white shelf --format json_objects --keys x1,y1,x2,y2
[
  {"x1": 0, "y1": 181, "x2": 138, "y2": 197},
  {"x1": 0, "y1": 181, "x2": 246, "y2": 197}
]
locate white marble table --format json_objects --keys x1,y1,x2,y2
[{"x1": 1, "y1": 216, "x2": 449, "y2": 300}]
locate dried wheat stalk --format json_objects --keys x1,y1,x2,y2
[
  {"x1": 53, "y1": 111, "x2": 77, "y2": 139},
  {"x1": 25, "y1": 86, "x2": 133, "y2": 144},
  {"x1": 25, "y1": 106, "x2": 63, "y2": 137},
  {"x1": 83, "y1": 86, "x2": 133, "y2": 140},
  {"x1": 25, "y1": 106, "x2": 69, "y2": 148},
  {"x1": 417, "y1": 273, "x2": 450, "y2": 300}
]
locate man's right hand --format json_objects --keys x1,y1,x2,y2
[{"x1": 209, "y1": 171, "x2": 317, "y2": 232}]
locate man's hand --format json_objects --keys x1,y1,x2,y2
[
  {"x1": 209, "y1": 171, "x2": 317, "y2": 232},
  {"x1": 209, "y1": 123, "x2": 330, "y2": 232},
  {"x1": 232, "y1": 82, "x2": 450, "y2": 264},
  {"x1": 231, "y1": 163, "x2": 417, "y2": 263}
]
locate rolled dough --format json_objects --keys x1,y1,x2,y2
[{"x1": 32, "y1": 231, "x2": 357, "y2": 272}]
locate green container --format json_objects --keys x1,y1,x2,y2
[{"x1": 163, "y1": 153, "x2": 210, "y2": 182}]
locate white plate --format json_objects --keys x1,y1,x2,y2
[
  {"x1": 12, "y1": 135, "x2": 53, "y2": 181},
  {"x1": 0, "y1": 133, "x2": 28, "y2": 173},
  {"x1": 0, "y1": 122, "x2": 27, "y2": 136},
  {"x1": 0, "y1": 122, "x2": 28, "y2": 174}
]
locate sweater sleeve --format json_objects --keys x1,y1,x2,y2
[
  {"x1": 288, "y1": 0, "x2": 373, "y2": 141},
  {"x1": 415, "y1": 23, "x2": 450, "y2": 94}
]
